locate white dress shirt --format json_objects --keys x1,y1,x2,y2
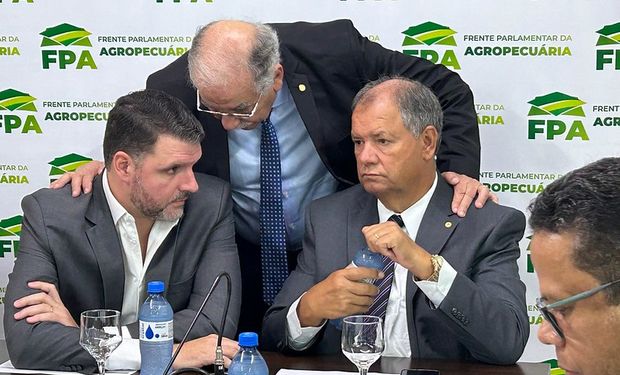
[
  {"x1": 101, "y1": 172, "x2": 179, "y2": 369},
  {"x1": 286, "y1": 175, "x2": 458, "y2": 358}
]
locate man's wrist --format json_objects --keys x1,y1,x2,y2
[{"x1": 297, "y1": 294, "x2": 324, "y2": 327}]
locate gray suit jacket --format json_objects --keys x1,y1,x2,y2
[
  {"x1": 4, "y1": 173, "x2": 241, "y2": 372},
  {"x1": 262, "y1": 177, "x2": 529, "y2": 364}
]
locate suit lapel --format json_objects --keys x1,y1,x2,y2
[
  {"x1": 406, "y1": 176, "x2": 462, "y2": 355},
  {"x1": 347, "y1": 187, "x2": 379, "y2": 261},
  {"x1": 84, "y1": 176, "x2": 125, "y2": 311}
]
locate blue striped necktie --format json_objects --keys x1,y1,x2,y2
[
  {"x1": 259, "y1": 117, "x2": 289, "y2": 305},
  {"x1": 367, "y1": 214, "x2": 405, "y2": 320}
]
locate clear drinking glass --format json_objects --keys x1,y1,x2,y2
[
  {"x1": 79, "y1": 309, "x2": 122, "y2": 375},
  {"x1": 341, "y1": 315, "x2": 384, "y2": 375}
]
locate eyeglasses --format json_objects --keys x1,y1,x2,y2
[
  {"x1": 196, "y1": 89, "x2": 262, "y2": 119},
  {"x1": 536, "y1": 279, "x2": 620, "y2": 339}
]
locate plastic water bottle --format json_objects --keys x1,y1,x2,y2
[
  {"x1": 331, "y1": 247, "x2": 385, "y2": 329},
  {"x1": 140, "y1": 281, "x2": 174, "y2": 375},
  {"x1": 228, "y1": 332, "x2": 268, "y2": 375}
]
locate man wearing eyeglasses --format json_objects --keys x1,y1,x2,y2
[
  {"x1": 528, "y1": 157, "x2": 620, "y2": 375},
  {"x1": 54, "y1": 19, "x2": 494, "y2": 333}
]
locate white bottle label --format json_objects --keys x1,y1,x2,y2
[{"x1": 139, "y1": 320, "x2": 173, "y2": 342}]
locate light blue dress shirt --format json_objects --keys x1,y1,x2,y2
[{"x1": 228, "y1": 83, "x2": 339, "y2": 249}]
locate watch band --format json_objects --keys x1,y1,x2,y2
[{"x1": 426, "y1": 255, "x2": 444, "y2": 282}]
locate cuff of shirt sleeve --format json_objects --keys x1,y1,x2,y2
[
  {"x1": 286, "y1": 293, "x2": 326, "y2": 350},
  {"x1": 413, "y1": 258, "x2": 457, "y2": 307},
  {"x1": 107, "y1": 329, "x2": 140, "y2": 370}
]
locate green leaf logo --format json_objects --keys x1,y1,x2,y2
[
  {"x1": 596, "y1": 22, "x2": 620, "y2": 46},
  {"x1": 48, "y1": 153, "x2": 93, "y2": 182},
  {"x1": 402, "y1": 22, "x2": 457, "y2": 47},
  {"x1": 40, "y1": 23, "x2": 92, "y2": 47},
  {"x1": 527, "y1": 92, "x2": 586, "y2": 117},
  {"x1": 0, "y1": 89, "x2": 37, "y2": 112},
  {"x1": 0, "y1": 215, "x2": 22, "y2": 238}
]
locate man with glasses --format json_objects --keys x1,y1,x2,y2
[
  {"x1": 528, "y1": 157, "x2": 620, "y2": 375},
  {"x1": 54, "y1": 19, "x2": 494, "y2": 333}
]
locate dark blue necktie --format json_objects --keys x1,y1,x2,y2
[
  {"x1": 367, "y1": 214, "x2": 405, "y2": 321},
  {"x1": 259, "y1": 117, "x2": 289, "y2": 305}
]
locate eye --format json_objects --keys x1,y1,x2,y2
[
  {"x1": 377, "y1": 138, "x2": 390, "y2": 145},
  {"x1": 167, "y1": 166, "x2": 179, "y2": 175},
  {"x1": 352, "y1": 139, "x2": 363, "y2": 146}
]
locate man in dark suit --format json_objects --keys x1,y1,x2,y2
[
  {"x1": 4, "y1": 90, "x2": 241, "y2": 372},
  {"x1": 56, "y1": 19, "x2": 492, "y2": 333},
  {"x1": 262, "y1": 77, "x2": 528, "y2": 364}
]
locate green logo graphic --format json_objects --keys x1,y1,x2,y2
[
  {"x1": 543, "y1": 359, "x2": 566, "y2": 375},
  {"x1": 0, "y1": 215, "x2": 21, "y2": 257},
  {"x1": 527, "y1": 92, "x2": 589, "y2": 141},
  {"x1": 40, "y1": 23, "x2": 97, "y2": 69},
  {"x1": 525, "y1": 235, "x2": 534, "y2": 273},
  {"x1": 402, "y1": 22, "x2": 457, "y2": 47},
  {"x1": 596, "y1": 22, "x2": 620, "y2": 46},
  {"x1": 0, "y1": 89, "x2": 37, "y2": 112},
  {"x1": 402, "y1": 22, "x2": 460, "y2": 70},
  {"x1": 0, "y1": 88, "x2": 41, "y2": 133},
  {"x1": 596, "y1": 22, "x2": 620, "y2": 70},
  {"x1": 528, "y1": 92, "x2": 586, "y2": 117},
  {"x1": 40, "y1": 23, "x2": 92, "y2": 47},
  {"x1": 48, "y1": 153, "x2": 93, "y2": 182}
]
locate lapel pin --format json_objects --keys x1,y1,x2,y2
[
  {"x1": 298, "y1": 84, "x2": 306, "y2": 92},
  {"x1": 444, "y1": 221, "x2": 453, "y2": 228}
]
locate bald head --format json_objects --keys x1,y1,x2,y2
[{"x1": 188, "y1": 20, "x2": 281, "y2": 93}]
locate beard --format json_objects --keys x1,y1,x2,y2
[{"x1": 130, "y1": 175, "x2": 190, "y2": 221}]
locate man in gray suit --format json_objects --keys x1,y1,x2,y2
[
  {"x1": 262, "y1": 77, "x2": 529, "y2": 364},
  {"x1": 4, "y1": 90, "x2": 241, "y2": 372}
]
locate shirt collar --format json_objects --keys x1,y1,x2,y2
[
  {"x1": 377, "y1": 174, "x2": 438, "y2": 224},
  {"x1": 102, "y1": 170, "x2": 128, "y2": 226}
]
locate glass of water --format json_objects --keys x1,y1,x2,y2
[
  {"x1": 79, "y1": 309, "x2": 122, "y2": 375},
  {"x1": 341, "y1": 315, "x2": 384, "y2": 375}
]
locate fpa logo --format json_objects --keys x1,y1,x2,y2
[
  {"x1": 0, "y1": 88, "x2": 42, "y2": 134},
  {"x1": 0, "y1": 215, "x2": 21, "y2": 257},
  {"x1": 543, "y1": 359, "x2": 566, "y2": 375},
  {"x1": 595, "y1": 22, "x2": 620, "y2": 70},
  {"x1": 402, "y1": 22, "x2": 460, "y2": 70},
  {"x1": 40, "y1": 23, "x2": 97, "y2": 69},
  {"x1": 527, "y1": 92, "x2": 589, "y2": 141},
  {"x1": 48, "y1": 153, "x2": 93, "y2": 183}
]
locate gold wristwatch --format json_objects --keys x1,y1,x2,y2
[{"x1": 426, "y1": 255, "x2": 444, "y2": 282}]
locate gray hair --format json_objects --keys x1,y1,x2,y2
[
  {"x1": 352, "y1": 77, "x2": 443, "y2": 144},
  {"x1": 188, "y1": 20, "x2": 281, "y2": 94}
]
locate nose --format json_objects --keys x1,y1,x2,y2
[
  {"x1": 181, "y1": 170, "x2": 199, "y2": 193},
  {"x1": 356, "y1": 143, "x2": 378, "y2": 165},
  {"x1": 538, "y1": 319, "x2": 564, "y2": 347},
  {"x1": 220, "y1": 115, "x2": 242, "y2": 131}
]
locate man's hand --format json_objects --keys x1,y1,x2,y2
[
  {"x1": 13, "y1": 281, "x2": 77, "y2": 327},
  {"x1": 297, "y1": 267, "x2": 382, "y2": 327},
  {"x1": 49, "y1": 160, "x2": 105, "y2": 197},
  {"x1": 442, "y1": 171, "x2": 498, "y2": 217},
  {"x1": 172, "y1": 334, "x2": 239, "y2": 369},
  {"x1": 362, "y1": 221, "x2": 434, "y2": 280}
]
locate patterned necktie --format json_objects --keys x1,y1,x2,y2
[
  {"x1": 259, "y1": 117, "x2": 289, "y2": 305},
  {"x1": 367, "y1": 214, "x2": 405, "y2": 321}
]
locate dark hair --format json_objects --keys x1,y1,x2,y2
[
  {"x1": 351, "y1": 76, "x2": 443, "y2": 148},
  {"x1": 528, "y1": 157, "x2": 620, "y2": 304},
  {"x1": 103, "y1": 89, "x2": 204, "y2": 167}
]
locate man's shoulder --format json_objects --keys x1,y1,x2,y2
[
  {"x1": 186, "y1": 173, "x2": 230, "y2": 205},
  {"x1": 309, "y1": 184, "x2": 369, "y2": 211},
  {"x1": 271, "y1": 19, "x2": 356, "y2": 37},
  {"x1": 464, "y1": 200, "x2": 526, "y2": 228},
  {"x1": 24, "y1": 185, "x2": 92, "y2": 212}
]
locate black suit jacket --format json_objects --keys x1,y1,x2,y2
[
  {"x1": 4, "y1": 174, "x2": 241, "y2": 372},
  {"x1": 262, "y1": 178, "x2": 529, "y2": 364},
  {"x1": 146, "y1": 19, "x2": 481, "y2": 332},
  {"x1": 147, "y1": 19, "x2": 480, "y2": 184}
]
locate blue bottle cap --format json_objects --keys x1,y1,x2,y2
[
  {"x1": 238, "y1": 332, "x2": 259, "y2": 347},
  {"x1": 352, "y1": 247, "x2": 384, "y2": 270},
  {"x1": 147, "y1": 281, "x2": 165, "y2": 293}
]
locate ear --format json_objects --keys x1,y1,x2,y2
[
  {"x1": 420, "y1": 125, "x2": 439, "y2": 161},
  {"x1": 110, "y1": 151, "x2": 136, "y2": 183},
  {"x1": 273, "y1": 63, "x2": 284, "y2": 91}
]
